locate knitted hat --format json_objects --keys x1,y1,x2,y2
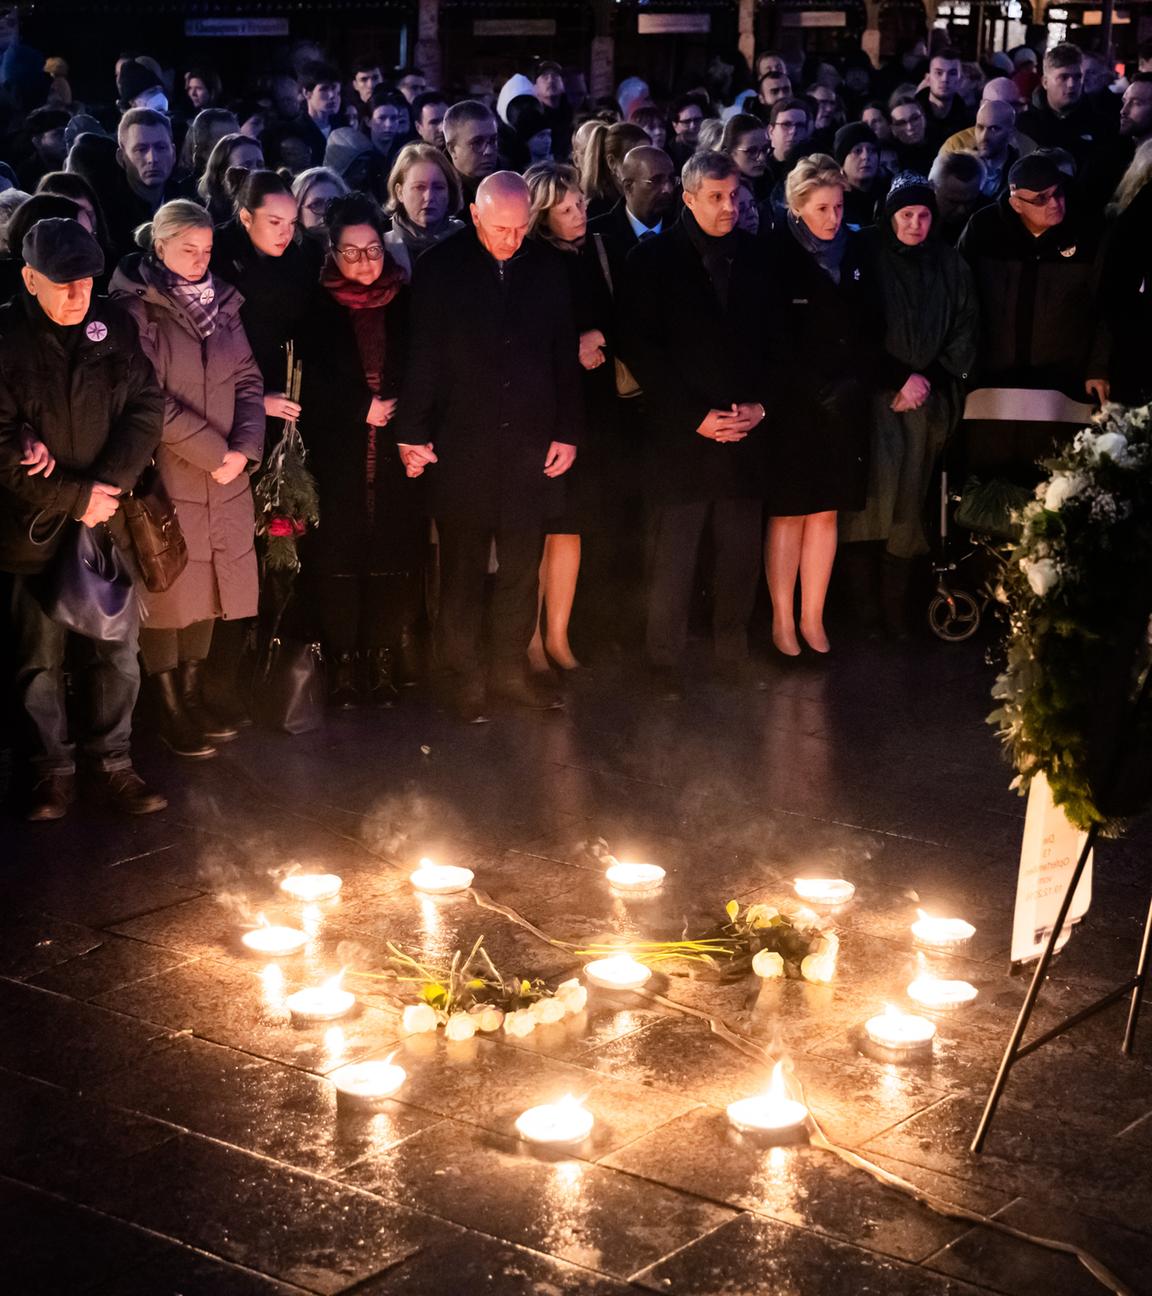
[
  {"x1": 22, "y1": 217, "x2": 104, "y2": 283},
  {"x1": 884, "y1": 172, "x2": 937, "y2": 219},
  {"x1": 117, "y1": 60, "x2": 163, "y2": 107},
  {"x1": 1008, "y1": 152, "x2": 1064, "y2": 193},
  {"x1": 323, "y1": 126, "x2": 372, "y2": 178},
  {"x1": 833, "y1": 122, "x2": 877, "y2": 164}
]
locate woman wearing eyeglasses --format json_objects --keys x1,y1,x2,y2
[
  {"x1": 292, "y1": 166, "x2": 349, "y2": 251},
  {"x1": 297, "y1": 192, "x2": 421, "y2": 707}
]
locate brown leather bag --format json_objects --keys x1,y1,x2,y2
[{"x1": 120, "y1": 465, "x2": 188, "y2": 594}]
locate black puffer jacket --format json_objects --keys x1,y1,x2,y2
[
  {"x1": 0, "y1": 292, "x2": 163, "y2": 574},
  {"x1": 958, "y1": 194, "x2": 1107, "y2": 396}
]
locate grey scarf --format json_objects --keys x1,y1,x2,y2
[{"x1": 788, "y1": 211, "x2": 848, "y2": 285}]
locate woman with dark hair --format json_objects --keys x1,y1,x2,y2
[
  {"x1": 209, "y1": 168, "x2": 321, "y2": 417},
  {"x1": 35, "y1": 170, "x2": 113, "y2": 252},
  {"x1": 208, "y1": 168, "x2": 322, "y2": 722},
  {"x1": 185, "y1": 66, "x2": 224, "y2": 113},
  {"x1": 180, "y1": 107, "x2": 240, "y2": 177},
  {"x1": 197, "y1": 132, "x2": 265, "y2": 222},
  {"x1": 297, "y1": 192, "x2": 417, "y2": 706},
  {"x1": 110, "y1": 199, "x2": 264, "y2": 756}
]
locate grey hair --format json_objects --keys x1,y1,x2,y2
[
  {"x1": 442, "y1": 100, "x2": 496, "y2": 148},
  {"x1": 929, "y1": 150, "x2": 987, "y2": 187},
  {"x1": 681, "y1": 150, "x2": 739, "y2": 194}
]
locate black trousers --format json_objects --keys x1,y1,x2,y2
[
  {"x1": 645, "y1": 498, "x2": 763, "y2": 668},
  {"x1": 435, "y1": 521, "x2": 543, "y2": 686}
]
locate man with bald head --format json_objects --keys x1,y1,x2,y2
[
  {"x1": 972, "y1": 99, "x2": 1020, "y2": 196},
  {"x1": 941, "y1": 77, "x2": 1037, "y2": 158},
  {"x1": 394, "y1": 171, "x2": 582, "y2": 722},
  {"x1": 588, "y1": 144, "x2": 676, "y2": 286}
]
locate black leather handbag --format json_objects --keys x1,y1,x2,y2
[
  {"x1": 249, "y1": 595, "x2": 326, "y2": 735},
  {"x1": 29, "y1": 516, "x2": 137, "y2": 641}
]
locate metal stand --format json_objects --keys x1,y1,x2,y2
[{"x1": 971, "y1": 824, "x2": 1152, "y2": 1153}]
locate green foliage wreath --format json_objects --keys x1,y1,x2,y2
[{"x1": 990, "y1": 403, "x2": 1152, "y2": 832}]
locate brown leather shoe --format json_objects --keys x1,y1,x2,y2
[
  {"x1": 25, "y1": 773, "x2": 76, "y2": 821},
  {"x1": 94, "y1": 767, "x2": 168, "y2": 815}
]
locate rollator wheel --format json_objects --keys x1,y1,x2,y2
[{"x1": 928, "y1": 590, "x2": 981, "y2": 642}]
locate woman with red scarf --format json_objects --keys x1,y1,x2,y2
[{"x1": 298, "y1": 192, "x2": 417, "y2": 707}]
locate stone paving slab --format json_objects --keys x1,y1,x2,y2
[{"x1": 3, "y1": 640, "x2": 1150, "y2": 1294}]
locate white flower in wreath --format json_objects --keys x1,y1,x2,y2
[
  {"x1": 1044, "y1": 473, "x2": 1086, "y2": 511},
  {"x1": 752, "y1": 949, "x2": 785, "y2": 979},
  {"x1": 1093, "y1": 431, "x2": 1129, "y2": 463},
  {"x1": 469, "y1": 1004, "x2": 505, "y2": 1032},
  {"x1": 1021, "y1": 557, "x2": 1059, "y2": 597}
]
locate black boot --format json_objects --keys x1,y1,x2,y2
[
  {"x1": 839, "y1": 542, "x2": 883, "y2": 637},
  {"x1": 880, "y1": 553, "x2": 914, "y2": 641},
  {"x1": 329, "y1": 651, "x2": 360, "y2": 709},
  {"x1": 364, "y1": 647, "x2": 399, "y2": 707},
  {"x1": 178, "y1": 660, "x2": 238, "y2": 743},
  {"x1": 151, "y1": 671, "x2": 217, "y2": 759}
]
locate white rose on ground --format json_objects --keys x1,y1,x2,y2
[
  {"x1": 402, "y1": 1003, "x2": 438, "y2": 1034},
  {"x1": 1045, "y1": 473, "x2": 1085, "y2": 511},
  {"x1": 1023, "y1": 557, "x2": 1059, "y2": 597},
  {"x1": 444, "y1": 1011, "x2": 477, "y2": 1041},
  {"x1": 752, "y1": 949, "x2": 785, "y2": 979},
  {"x1": 470, "y1": 1005, "x2": 504, "y2": 1032},
  {"x1": 557, "y1": 982, "x2": 588, "y2": 1014},
  {"x1": 536, "y1": 997, "x2": 567, "y2": 1025},
  {"x1": 503, "y1": 1010, "x2": 536, "y2": 1037}
]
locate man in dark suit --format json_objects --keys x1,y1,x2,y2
[
  {"x1": 394, "y1": 172, "x2": 582, "y2": 724},
  {"x1": 587, "y1": 145, "x2": 675, "y2": 288},
  {"x1": 619, "y1": 151, "x2": 776, "y2": 700}
]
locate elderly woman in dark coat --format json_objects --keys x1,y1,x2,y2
[
  {"x1": 296, "y1": 192, "x2": 414, "y2": 707},
  {"x1": 763, "y1": 153, "x2": 906, "y2": 658},
  {"x1": 110, "y1": 199, "x2": 264, "y2": 757},
  {"x1": 840, "y1": 174, "x2": 979, "y2": 635}
]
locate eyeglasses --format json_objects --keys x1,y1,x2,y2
[
  {"x1": 1012, "y1": 186, "x2": 1064, "y2": 207},
  {"x1": 735, "y1": 145, "x2": 769, "y2": 157},
  {"x1": 336, "y1": 244, "x2": 384, "y2": 262},
  {"x1": 675, "y1": 115, "x2": 703, "y2": 127}
]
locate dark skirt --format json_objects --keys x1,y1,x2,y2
[{"x1": 763, "y1": 389, "x2": 869, "y2": 516}]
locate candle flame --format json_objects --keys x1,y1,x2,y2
[{"x1": 768, "y1": 1060, "x2": 790, "y2": 1103}]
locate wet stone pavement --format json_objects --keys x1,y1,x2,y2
[{"x1": 2, "y1": 636, "x2": 1151, "y2": 1295}]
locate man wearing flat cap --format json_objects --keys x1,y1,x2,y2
[
  {"x1": 0, "y1": 217, "x2": 165, "y2": 820},
  {"x1": 957, "y1": 152, "x2": 1109, "y2": 484}
]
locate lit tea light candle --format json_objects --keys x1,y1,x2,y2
[
  {"x1": 907, "y1": 974, "x2": 978, "y2": 1010},
  {"x1": 793, "y1": 878, "x2": 855, "y2": 907},
  {"x1": 864, "y1": 1004, "x2": 936, "y2": 1061},
  {"x1": 911, "y1": 910, "x2": 975, "y2": 953},
  {"x1": 409, "y1": 858, "x2": 474, "y2": 895},
  {"x1": 605, "y1": 861, "x2": 666, "y2": 893},
  {"x1": 331, "y1": 1054, "x2": 406, "y2": 1108},
  {"x1": 280, "y1": 873, "x2": 343, "y2": 902},
  {"x1": 287, "y1": 972, "x2": 355, "y2": 1024},
  {"x1": 583, "y1": 953, "x2": 651, "y2": 991},
  {"x1": 726, "y1": 1061, "x2": 809, "y2": 1140},
  {"x1": 242, "y1": 915, "x2": 307, "y2": 957},
  {"x1": 515, "y1": 1093, "x2": 594, "y2": 1146}
]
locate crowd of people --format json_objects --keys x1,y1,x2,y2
[{"x1": 0, "y1": 18, "x2": 1150, "y2": 823}]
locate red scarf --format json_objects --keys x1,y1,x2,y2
[
  {"x1": 320, "y1": 252, "x2": 404, "y2": 395},
  {"x1": 320, "y1": 252, "x2": 404, "y2": 523}
]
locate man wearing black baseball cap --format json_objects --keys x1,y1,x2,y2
[
  {"x1": 957, "y1": 151, "x2": 1109, "y2": 481},
  {"x1": 0, "y1": 217, "x2": 166, "y2": 820}
]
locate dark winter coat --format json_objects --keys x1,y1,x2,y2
[
  {"x1": 391, "y1": 228, "x2": 583, "y2": 528},
  {"x1": 209, "y1": 220, "x2": 322, "y2": 389},
  {"x1": 296, "y1": 274, "x2": 421, "y2": 573},
  {"x1": 0, "y1": 293, "x2": 162, "y2": 575},
  {"x1": 1100, "y1": 184, "x2": 1152, "y2": 406},
  {"x1": 957, "y1": 193, "x2": 1107, "y2": 395},
  {"x1": 110, "y1": 256, "x2": 264, "y2": 627},
  {"x1": 841, "y1": 224, "x2": 979, "y2": 556},
  {"x1": 760, "y1": 221, "x2": 902, "y2": 516},
  {"x1": 617, "y1": 214, "x2": 777, "y2": 506}
]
